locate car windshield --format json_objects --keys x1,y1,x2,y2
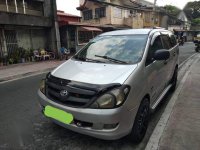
[{"x1": 74, "y1": 35, "x2": 148, "y2": 64}]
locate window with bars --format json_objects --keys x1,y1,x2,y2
[
  {"x1": 95, "y1": 7, "x2": 106, "y2": 18},
  {"x1": 78, "y1": 31, "x2": 93, "y2": 44},
  {"x1": 4, "y1": 30, "x2": 18, "y2": 57},
  {"x1": 0, "y1": 30, "x2": 3, "y2": 58},
  {"x1": 83, "y1": 10, "x2": 93, "y2": 20}
]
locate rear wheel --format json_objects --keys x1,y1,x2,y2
[{"x1": 129, "y1": 98, "x2": 150, "y2": 143}]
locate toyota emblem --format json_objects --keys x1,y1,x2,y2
[{"x1": 60, "y1": 90, "x2": 68, "y2": 96}]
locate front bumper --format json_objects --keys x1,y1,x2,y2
[{"x1": 38, "y1": 90, "x2": 137, "y2": 140}]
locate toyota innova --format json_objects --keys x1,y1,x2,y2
[{"x1": 38, "y1": 29, "x2": 179, "y2": 143}]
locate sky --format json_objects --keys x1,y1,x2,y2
[{"x1": 56, "y1": 0, "x2": 195, "y2": 16}]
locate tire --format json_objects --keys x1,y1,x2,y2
[
  {"x1": 129, "y1": 98, "x2": 150, "y2": 143},
  {"x1": 170, "y1": 67, "x2": 178, "y2": 92}
]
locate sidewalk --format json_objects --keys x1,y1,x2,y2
[
  {"x1": 146, "y1": 53, "x2": 200, "y2": 150},
  {"x1": 0, "y1": 60, "x2": 65, "y2": 83}
]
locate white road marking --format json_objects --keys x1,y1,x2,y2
[{"x1": 0, "y1": 70, "x2": 51, "y2": 84}]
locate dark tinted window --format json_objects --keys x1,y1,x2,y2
[
  {"x1": 169, "y1": 34, "x2": 177, "y2": 47},
  {"x1": 151, "y1": 36, "x2": 163, "y2": 51},
  {"x1": 95, "y1": 7, "x2": 106, "y2": 18},
  {"x1": 161, "y1": 35, "x2": 171, "y2": 49},
  {"x1": 83, "y1": 10, "x2": 93, "y2": 20},
  {"x1": 146, "y1": 35, "x2": 164, "y2": 65}
]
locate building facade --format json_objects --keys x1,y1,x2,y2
[
  {"x1": 77, "y1": 0, "x2": 167, "y2": 29},
  {"x1": 0, "y1": 0, "x2": 60, "y2": 60},
  {"x1": 177, "y1": 11, "x2": 191, "y2": 30},
  {"x1": 57, "y1": 10, "x2": 102, "y2": 52}
]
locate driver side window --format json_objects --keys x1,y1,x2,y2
[{"x1": 146, "y1": 36, "x2": 164, "y2": 66}]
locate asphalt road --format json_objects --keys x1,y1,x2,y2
[
  {"x1": 179, "y1": 42, "x2": 196, "y2": 64},
  {"x1": 0, "y1": 42, "x2": 196, "y2": 150}
]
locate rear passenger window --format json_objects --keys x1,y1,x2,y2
[
  {"x1": 169, "y1": 34, "x2": 177, "y2": 47},
  {"x1": 151, "y1": 36, "x2": 163, "y2": 52},
  {"x1": 161, "y1": 35, "x2": 171, "y2": 49}
]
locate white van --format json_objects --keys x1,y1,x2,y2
[{"x1": 38, "y1": 29, "x2": 179, "y2": 143}]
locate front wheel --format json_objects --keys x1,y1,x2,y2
[{"x1": 129, "y1": 98, "x2": 150, "y2": 143}]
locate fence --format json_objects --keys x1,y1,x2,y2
[{"x1": 4, "y1": 30, "x2": 18, "y2": 58}]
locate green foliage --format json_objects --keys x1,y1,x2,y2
[
  {"x1": 10, "y1": 48, "x2": 20, "y2": 63},
  {"x1": 192, "y1": 18, "x2": 200, "y2": 25},
  {"x1": 17, "y1": 47, "x2": 26, "y2": 58},
  {"x1": 29, "y1": 48, "x2": 34, "y2": 57},
  {"x1": 183, "y1": 1, "x2": 200, "y2": 21},
  {"x1": 9, "y1": 47, "x2": 25, "y2": 63},
  {"x1": 24, "y1": 49, "x2": 30, "y2": 59},
  {"x1": 7, "y1": 47, "x2": 35, "y2": 64},
  {"x1": 164, "y1": 5, "x2": 181, "y2": 16},
  {"x1": 8, "y1": 58, "x2": 14, "y2": 64}
]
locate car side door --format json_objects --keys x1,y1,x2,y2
[
  {"x1": 160, "y1": 33, "x2": 178, "y2": 86},
  {"x1": 168, "y1": 33, "x2": 179, "y2": 81},
  {"x1": 145, "y1": 33, "x2": 166, "y2": 105}
]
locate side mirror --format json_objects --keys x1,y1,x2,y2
[{"x1": 154, "y1": 49, "x2": 170, "y2": 61}]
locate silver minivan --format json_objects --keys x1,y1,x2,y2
[{"x1": 38, "y1": 29, "x2": 179, "y2": 143}]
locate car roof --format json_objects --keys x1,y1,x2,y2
[{"x1": 100, "y1": 28, "x2": 170, "y2": 36}]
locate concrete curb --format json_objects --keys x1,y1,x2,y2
[{"x1": 145, "y1": 54, "x2": 199, "y2": 150}]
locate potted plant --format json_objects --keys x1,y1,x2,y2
[
  {"x1": 25, "y1": 49, "x2": 30, "y2": 62},
  {"x1": 8, "y1": 58, "x2": 14, "y2": 64},
  {"x1": 18, "y1": 47, "x2": 26, "y2": 63},
  {"x1": 11, "y1": 48, "x2": 19, "y2": 64},
  {"x1": 29, "y1": 48, "x2": 35, "y2": 62}
]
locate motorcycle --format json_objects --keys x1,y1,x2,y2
[
  {"x1": 195, "y1": 42, "x2": 200, "y2": 52},
  {"x1": 194, "y1": 33, "x2": 200, "y2": 52},
  {"x1": 178, "y1": 37, "x2": 184, "y2": 46}
]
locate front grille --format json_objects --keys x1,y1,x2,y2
[{"x1": 45, "y1": 75, "x2": 97, "y2": 108}]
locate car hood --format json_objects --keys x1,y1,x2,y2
[{"x1": 51, "y1": 59, "x2": 137, "y2": 85}]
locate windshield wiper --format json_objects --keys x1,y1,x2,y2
[
  {"x1": 95, "y1": 55, "x2": 128, "y2": 64},
  {"x1": 74, "y1": 56, "x2": 104, "y2": 63}
]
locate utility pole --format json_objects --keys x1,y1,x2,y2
[
  {"x1": 52, "y1": 0, "x2": 61, "y2": 58},
  {"x1": 152, "y1": 0, "x2": 157, "y2": 27}
]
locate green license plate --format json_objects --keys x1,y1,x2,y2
[{"x1": 44, "y1": 105, "x2": 73, "y2": 124}]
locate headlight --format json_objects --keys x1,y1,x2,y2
[
  {"x1": 40, "y1": 79, "x2": 46, "y2": 94},
  {"x1": 90, "y1": 86, "x2": 130, "y2": 109}
]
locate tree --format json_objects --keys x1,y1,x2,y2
[
  {"x1": 192, "y1": 18, "x2": 200, "y2": 25},
  {"x1": 183, "y1": 1, "x2": 200, "y2": 21},
  {"x1": 164, "y1": 5, "x2": 181, "y2": 16}
]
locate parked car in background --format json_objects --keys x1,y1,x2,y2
[{"x1": 38, "y1": 28, "x2": 179, "y2": 143}]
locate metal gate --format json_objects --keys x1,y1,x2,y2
[
  {"x1": 4, "y1": 30, "x2": 18, "y2": 57},
  {"x1": 0, "y1": 29, "x2": 3, "y2": 58}
]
